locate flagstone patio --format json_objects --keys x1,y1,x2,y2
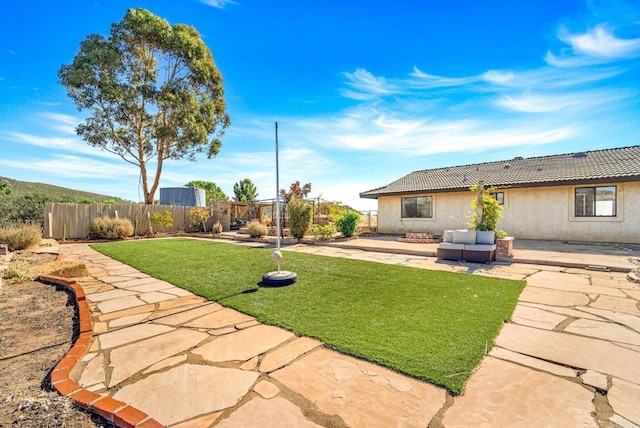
[{"x1": 41, "y1": 238, "x2": 640, "y2": 427}]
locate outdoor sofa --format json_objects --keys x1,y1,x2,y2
[{"x1": 437, "y1": 230, "x2": 496, "y2": 263}]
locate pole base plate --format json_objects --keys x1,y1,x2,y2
[{"x1": 261, "y1": 271, "x2": 298, "y2": 287}]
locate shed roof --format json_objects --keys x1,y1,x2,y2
[{"x1": 360, "y1": 145, "x2": 640, "y2": 199}]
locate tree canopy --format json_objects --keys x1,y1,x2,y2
[
  {"x1": 59, "y1": 8, "x2": 230, "y2": 204},
  {"x1": 233, "y1": 178, "x2": 258, "y2": 202},
  {"x1": 185, "y1": 180, "x2": 228, "y2": 202},
  {"x1": 280, "y1": 181, "x2": 312, "y2": 202}
]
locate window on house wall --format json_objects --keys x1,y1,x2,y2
[
  {"x1": 575, "y1": 186, "x2": 616, "y2": 217},
  {"x1": 401, "y1": 196, "x2": 432, "y2": 218},
  {"x1": 489, "y1": 192, "x2": 504, "y2": 205}
]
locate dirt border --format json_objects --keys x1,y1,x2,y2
[{"x1": 38, "y1": 270, "x2": 164, "y2": 428}]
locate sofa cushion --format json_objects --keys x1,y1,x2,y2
[
  {"x1": 438, "y1": 243, "x2": 465, "y2": 250},
  {"x1": 442, "y1": 230, "x2": 454, "y2": 243},
  {"x1": 476, "y1": 231, "x2": 495, "y2": 245},
  {"x1": 463, "y1": 244, "x2": 497, "y2": 251},
  {"x1": 452, "y1": 230, "x2": 476, "y2": 245}
]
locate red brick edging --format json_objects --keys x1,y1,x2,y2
[{"x1": 38, "y1": 273, "x2": 164, "y2": 428}]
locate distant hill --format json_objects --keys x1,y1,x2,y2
[{"x1": 0, "y1": 177, "x2": 130, "y2": 204}]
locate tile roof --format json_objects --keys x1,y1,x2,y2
[{"x1": 360, "y1": 146, "x2": 640, "y2": 198}]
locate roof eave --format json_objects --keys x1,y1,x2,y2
[{"x1": 360, "y1": 175, "x2": 640, "y2": 198}]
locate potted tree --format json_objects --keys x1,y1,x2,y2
[{"x1": 468, "y1": 182, "x2": 513, "y2": 261}]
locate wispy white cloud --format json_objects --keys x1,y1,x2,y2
[
  {"x1": 482, "y1": 70, "x2": 515, "y2": 85},
  {"x1": 0, "y1": 155, "x2": 136, "y2": 179},
  {"x1": 563, "y1": 24, "x2": 640, "y2": 58},
  {"x1": 341, "y1": 68, "x2": 399, "y2": 100},
  {"x1": 410, "y1": 67, "x2": 481, "y2": 88},
  {"x1": 546, "y1": 24, "x2": 640, "y2": 67},
  {"x1": 286, "y1": 107, "x2": 571, "y2": 157},
  {"x1": 495, "y1": 88, "x2": 633, "y2": 113},
  {"x1": 38, "y1": 112, "x2": 80, "y2": 134},
  {"x1": 4, "y1": 131, "x2": 119, "y2": 159},
  {"x1": 199, "y1": 0, "x2": 237, "y2": 9}
]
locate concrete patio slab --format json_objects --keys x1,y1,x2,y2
[
  {"x1": 193, "y1": 324, "x2": 294, "y2": 363},
  {"x1": 108, "y1": 312, "x2": 151, "y2": 328},
  {"x1": 271, "y1": 348, "x2": 446, "y2": 428},
  {"x1": 259, "y1": 336, "x2": 322, "y2": 373},
  {"x1": 98, "y1": 323, "x2": 174, "y2": 350},
  {"x1": 526, "y1": 270, "x2": 591, "y2": 287},
  {"x1": 216, "y1": 397, "x2": 322, "y2": 428},
  {"x1": 183, "y1": 306, "x2": 255, "y2": 329},
  {"x1": 496, "y1": 323, "x2": 640, "y2": 384},
  {"x1": 520, "y1": 302, "x2": 605, "y2": 321},
  {"x1": 576, "y1": 306, "x2": 640, "y2": 332},
  {"x1": 108, "y1": 329, "x2": 208, "y2": 387},
  {"x1": 565, "y1": 318, "x2": 640, "y2": 345},
  {"x1": 441, "y1": 356, "x2": 597, "y2": 427},
  {"x1": 253, "y1": 379, "x2": 280, "y2": 399},
  {"x1": 518, "y1": 286, "x2": 590, "y2": 306},
  {"x1": 113, "y1": 363, "x2": 259, "y2": 426},
  {"x1": 171, "y1": 412, "x2": 222, "y2": 428},
  {"x1": 151, "y1": 302, "x2": 223, "y2": 326},
  {"x1": 488, "y1": 347, "x2": 578, "y2": 378},
  {"x1": 581, "y1": 370, "x2": 609, "y2": 391},
  {"x1": 85, "y1": 288, "x2": 137, "y2": 302},
  {"x1": 589, "y1": 295, "x2": 640, "y2": 315},
  {"x1": 608, "y1": 377, "x2": 640, "y2": 425},
  {"x1": 510, "y1": 304, "x2": 567, "y2": 330},
  {"x1": 138, "y1": 291, "x2": 177, "y2": 303},
  {"x1": 96, "y1": 294, "x2": 148, "y2": 313}
]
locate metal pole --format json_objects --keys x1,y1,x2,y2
[{"x1": 275, "y1": 122, "x2": 281, "y2": 269}]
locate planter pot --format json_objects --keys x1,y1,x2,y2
[{"x1": 495, "y1": 237, "x2": 514, "y2": 262}]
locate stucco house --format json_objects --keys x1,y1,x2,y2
[{"x1": 360, "y1": 146, "x2": 640, "y2": 244}]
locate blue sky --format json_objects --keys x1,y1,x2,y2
[{"x1": 1, "y1": 0, "x2": 639, "y2": 210}]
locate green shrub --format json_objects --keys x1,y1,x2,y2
[
  {"x1": 1, "y1": 266, "x2": 27, "y2": 283},
  {"x1": 188, "y1": 207, "x2": 210, "y2": 232},
  {"x1": 150, "y1": 210, "x2": 174, "y2": 233},
  {"x1": 312, "y1": 222, "x2": 337, "y2": 240},
  {"x1": 0, "y1": 193, "x2": 49, "y2": 226},
  {"x1": 247, "y1": 220, "x2": 268, "y2": 238},
  {"x1": 76, "y1": 198, "x2": 95, "y2": 204},
  {"x1": 288, "y1": 198, "x2": 313, "y2": 238},
  {"x1": 336, "y1": 210, "x2": 361, "y2": 237},
  {"x1": 88, "y1": 216, "x2": 134, "y2": 239},
  {"x1": 0, "y1": 223, "x2": 42, "y2": 250}
]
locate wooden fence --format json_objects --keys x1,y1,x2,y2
[{"x1": 44, "y1": 202, "x2": 230, "y2": 239}]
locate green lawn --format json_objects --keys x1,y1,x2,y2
[{"x1": 91, "y1": 238, "x2": 525, "y2": 393}]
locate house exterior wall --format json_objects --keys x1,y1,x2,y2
[{"x1": 375, "y1": 181, "x2": 640, "y2": 244}]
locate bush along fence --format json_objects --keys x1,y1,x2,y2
[
  {"x1": 44, "y1": 201, "x2": 378, "y2": 240},
  {"x1": 44, "y1": 202, "x2": 231, "y2": 239}
]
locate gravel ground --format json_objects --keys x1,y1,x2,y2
[{"x1": 0, "y1": 251, "x2": 112, "y2": 427}]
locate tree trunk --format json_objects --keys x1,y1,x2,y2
[
  {"x1": 147, "y1": 151, "x2": 164, "y2": 205},
  {"x1": 140, "y1": 159, "x2": 153, "y2": 205},
  {"x1": 475, "y1": 181, "x2": 485, "y2": 229}
]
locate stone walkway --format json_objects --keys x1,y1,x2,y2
[{"x1": 45, "y1": 239, "x2": 640, "y2": 427}]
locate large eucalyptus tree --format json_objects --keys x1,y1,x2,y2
[{"x1": 59, "y1": 8, "x2": 230, "y2": 204}]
